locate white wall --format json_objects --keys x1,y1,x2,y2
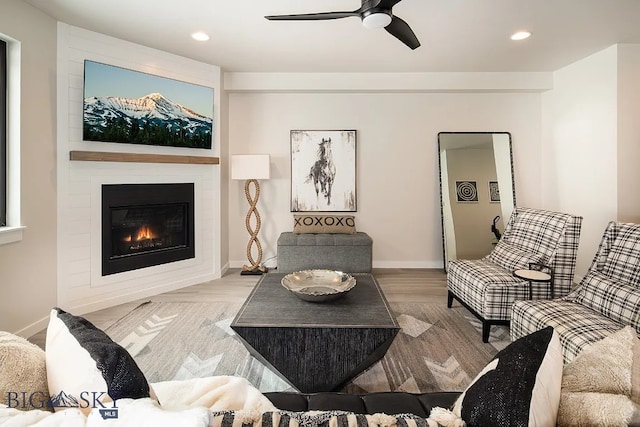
[
  {"x1": 55, "y1": 24, "x2": 224, "y2": 320},
  {"x1": 617, "y1": 44, "x2": 640, "y2": 223},
  {"x1": 0, "y1": 0, "x2": 57, "y2": 336},
  {"x1": 541, "y1": 46, "x2": 619, "y2": 277},
  {"x1": 228, "y1": 89, "x2": 544, "y2": 269}
]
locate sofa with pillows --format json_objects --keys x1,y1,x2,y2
[
  {"x1": 262, "y1": 326, "x2": 640, "y2": 427},
  {"x1": 2, "y1": 307, "x2": 640, "y2": 427}
]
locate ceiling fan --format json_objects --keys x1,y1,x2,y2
[{"x1": 265, "y1": 0, "x2": 421, "y2": 50}]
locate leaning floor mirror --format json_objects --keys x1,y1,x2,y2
[{"x1": 437, "y1": 132, "x2": 516, "y2": 270}]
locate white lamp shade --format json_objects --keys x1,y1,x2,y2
[{"x1": 231, "y1": 154, "x2": 270, "y2": 180}]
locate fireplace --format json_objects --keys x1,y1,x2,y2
[{"x1": 102, "y1": 183, "x2": 195, "y2": 276}]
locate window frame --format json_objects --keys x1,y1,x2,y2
[
  {"x1": 1, "y1": 39, "x2": 7, "y2": 228},
  {"x1": 0, "y1": 33, "x2": 24, "y2": 245}
]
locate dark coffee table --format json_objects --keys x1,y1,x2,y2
[{"x1": 230, "y1": 272, "x2": 400, "y2": 392}]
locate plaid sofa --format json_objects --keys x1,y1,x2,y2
[
  {"x1": 511, "y1": 221, "x2": 640, "y2": 362},
  {"x1": 447, "y1": 207, "x2": 583, "y2": 342}
]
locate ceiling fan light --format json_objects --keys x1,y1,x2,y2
[
  {"x1": 511, "y1": 31, "x2": 531, "y2": 41},
  {"x1": 362, "y1": 12, "x2": 392, "y2": 29}
]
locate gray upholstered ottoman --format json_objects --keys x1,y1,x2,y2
[{"x1": 277, "y1": 232, "x2": 373, "y2": 273}]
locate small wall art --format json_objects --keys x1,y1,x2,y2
[
  {"x1": 456, "y1": 180, "x2": 479, "y2": 203},
  {"x1": 83, "y1": 60, "x2": 214, "y2": 149},
  {"x1": 488, "y1": 180, "x2": 501, "y2": 202},
  {"x1": 290, "y1": 130, "x2": 357, "y2": 212}
]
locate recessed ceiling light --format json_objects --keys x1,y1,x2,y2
[
  {"x1": 511, "y1": 31, "x2": 531, "y2": 41},
  {"x1": 191, "y1": 32, "x2": 210, "y2": 42}
]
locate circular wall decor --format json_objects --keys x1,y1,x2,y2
[{"x1": 456, "y1": 180, "x2": 479, "y2": 202}]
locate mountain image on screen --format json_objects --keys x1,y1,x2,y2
[{"x1": 83, "y1": 93, "x2": 213, "y2": 149}]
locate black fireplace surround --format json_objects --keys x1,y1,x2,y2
[{"x1": 102, "y1": 183, "x2": 195, "y2": 276}]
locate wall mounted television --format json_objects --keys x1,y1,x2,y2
[{"x1": 82, "y1": 60, "x2": 214, "y2": 150}]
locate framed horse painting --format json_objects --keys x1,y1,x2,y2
[{"x1": 290, "y1": 130, "x2": 357, "y2": 212}]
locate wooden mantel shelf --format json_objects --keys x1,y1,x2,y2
[{"x1": 69, "y1": 150, "x2": 219, "y2": 165}]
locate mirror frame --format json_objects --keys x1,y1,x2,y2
[{"x1": 437, "y1": 132, "x2": 516, "y2": 271}]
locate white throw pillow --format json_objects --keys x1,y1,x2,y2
[{"x1": 46, "y1": 307, "x2": 156, "y2": 415}]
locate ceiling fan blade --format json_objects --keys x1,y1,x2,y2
[
  {"x1": 385, "y1": 15, "x2": 420, "y2": 49},
  {"x1": 265, "y1": 11, "x2": 359, "y2": 21},
  {"x1": 376, "y1": 0, "x2": 403, "y2": 9}
]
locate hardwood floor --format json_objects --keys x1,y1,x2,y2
[{"x1": 28, "y1": 268, "x2": 447, "y2": 348}]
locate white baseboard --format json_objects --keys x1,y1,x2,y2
[
  {"x1": 16, "y1": 271, "x2": 226, "y2": 339},
  {"x1": 62, "y1": 271, "x2": 218, "y2": 322},
  {"x1": 373, "y1": 261, "x2": 444, "y2": 269},
  {"x1": 220, "y1": 261, "x2": 230, "y2": 276},
  {"x1": 14, "y1": 316, "x2": 50, "y2": 339},
  {"x1": 231, "y1": 260, "x2": 446, "y2": 270},
  {"x1": 230, "y1": 259, "x2": 278, "y2": 269},
  {"x1": 229, "y1": 260, "x2": 246, "y2": 269},
  {"x1": 15, "y1": 261, "x2": 447, "y2": 338}
]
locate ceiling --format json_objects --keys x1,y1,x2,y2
[{"x1": 24, "y1": 0, "x2": 640, "y2": 73}]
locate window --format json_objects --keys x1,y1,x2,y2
[
  {"x1": 0, "y1": 34, "x2": 23, "y2": 245},
  {"x1": 0, "y1": 39, "x2": 6, "y2": 227}
]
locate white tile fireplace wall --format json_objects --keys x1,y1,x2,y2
[{"x1": 56, "y1": 24, "x2": 223, "y2": 315}]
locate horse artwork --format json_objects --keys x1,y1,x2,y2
[
  {"x1": 306, "y1": 137, "x2": 337, "y2": 205},
  {"x1": 290, "y1": 130, "x2": 357, "y2": 212}
]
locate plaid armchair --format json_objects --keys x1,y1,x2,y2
[
  {"x1": 511, "y1": 221, "x2": 640, "y2": 362},
  {"x1": 447, "y1": 207, "x2": 583, "y2": 342}
]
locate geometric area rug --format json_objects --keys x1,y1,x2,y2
[{"x1": 104, "y1": 301, "x2": 510, "y2": 394}]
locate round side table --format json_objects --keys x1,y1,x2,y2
[{"x1": 513, "y1": 268, "x2": 553, "y2": 300}]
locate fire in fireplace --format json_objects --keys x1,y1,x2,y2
[
  {"x1": 102, "y1": 183, "x2": 195, "y2": 276},
  {"x1": 111, "y1": 204, "x2": 186, "y2": 256}
]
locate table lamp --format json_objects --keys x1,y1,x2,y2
[{"x1": 231, "y1": 154, "x2": 270, "y2": 275}]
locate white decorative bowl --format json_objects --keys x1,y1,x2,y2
[{"x1": 281, "y1": 269, "x2": 357, "y2": 303}]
